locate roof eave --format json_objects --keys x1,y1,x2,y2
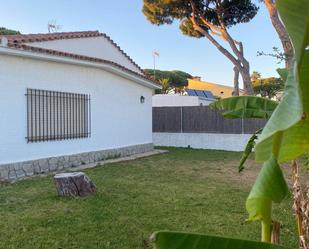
[
  {"x1": 0, "y1": 46, "x2": 161, "y2": 90},
  {"x1": 1, "y1": 30, "x2": 145, "y2": 74}
]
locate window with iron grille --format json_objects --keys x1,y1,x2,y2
[{"x1": 26, "y1": 89, "x2": 91, "y2": 143}]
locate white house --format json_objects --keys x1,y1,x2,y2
[{"x1": 0, "y1": 31, "x2": 160, "y2": 181}]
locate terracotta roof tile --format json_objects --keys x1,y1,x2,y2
[
  {"x1": 8, "y1": 42, "x2": 155, "y2": 83},
  {"x1": 1, "y1": 31, "x2": 159, "y2": 86},
  {"x1": 5, "y1": 31, "x2": 102, "y2": 44}
]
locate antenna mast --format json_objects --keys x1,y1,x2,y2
[{"x1": 48, "y1": 20, "x2": 62, "y2": 33}]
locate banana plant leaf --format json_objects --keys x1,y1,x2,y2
[
  {"x1": 277, "y1": 68, "x2": 288, "y2": 82},
  {"x1": 254, "y1": 0, "x2": 309, "y2": 163},
  {"x1": 238, "y1": 128, "x2": 262, "y2": 172},
  {"x1": 151, "y1": 231, "x2": 290, "y2": 249},
  {"x1": 246, "y1": 157, "x2": 289, "y2": 224},
  {"x1": 244, "y1": 0, "x2": 307, "y2": 240},
  {"x1": 210, "y1": 96, "x2": 278, "y2": 119}
]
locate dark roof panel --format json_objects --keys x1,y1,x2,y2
[
  {"x1": 203, "y1": 90, "x2": 215, "y2": 99},
  {"x1": 186, "y1": 89, "x2": 215, "y2": 99}
]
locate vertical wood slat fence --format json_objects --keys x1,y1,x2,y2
[{"x1": 153, "y1": 106, "x2": 266, "y2": 134}]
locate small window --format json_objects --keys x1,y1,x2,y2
[{"x1": 26, "y1": 89, "x2": 91, "y2": 143}]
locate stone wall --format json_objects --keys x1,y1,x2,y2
[{"x1": 0, "y1": 143, "x2": 153, "y2": 182}]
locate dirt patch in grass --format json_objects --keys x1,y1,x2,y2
[
  {"x1": 165, "y1": 147, "x2": 309, "y2": 188},
  {"x1": 173, "y1": 157, "x2": 261, "y2": 186}
]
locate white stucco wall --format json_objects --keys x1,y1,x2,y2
[
  {"x1": 153, "y1": 133, "x2": 251, "y2": 152},
  {"x1": 0, "y1": 54, "x2": 153, "y2": 165},
  {"x1": 152, "y1": 94, "x2": 214, "y2": 107},
  {"x1": 26, "y1": 37, "x2": 142, "y2": 73}
]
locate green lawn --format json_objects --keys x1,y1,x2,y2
[{"x1": 0, "y1": 147, "x2": 297, "y2": 249}]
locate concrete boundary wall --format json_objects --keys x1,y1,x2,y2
[
  {"x1": 153, "y1": 133, "x2": 251, "y2": 152},
  {"x1": 0, "y1": 143, "x2": 153, "y2": 182}
]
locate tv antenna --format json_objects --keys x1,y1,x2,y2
[
  {"x1": 48, "y1": 20, "x2": 62, "y2": 33},
  {"x1": 153, "y1": 50, "x2": 160, "y2": 80}
]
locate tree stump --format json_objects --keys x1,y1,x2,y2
[{"x1": 53, "y1": 172, "x2": 96, "y2": 197}]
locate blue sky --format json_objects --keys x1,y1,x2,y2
[{"x1": 1, "y1": 0, "x2": 283, "y2": 87}]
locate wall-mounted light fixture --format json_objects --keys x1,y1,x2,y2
[{"x1": 140, "y1": 96, "x2": 145, "y2": 103}]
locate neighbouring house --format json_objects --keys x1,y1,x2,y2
[
  {"x1": 0, "y1": 31, "x2": 160, "y2": 181},
  {"x1": 152, "y1": 89, "x2": 215, "y2": 107},
  {"x1": 188, "y1": 77, "x2": 244, "y2": 98}
]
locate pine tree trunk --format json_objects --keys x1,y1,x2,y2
[
  {"x1": 202, "y1": 30, "x2": 254, "y2": 95},
  {"x1": 239, "y1": 64, "x2": 254, "y2": 95},
  {"x1": 264, "y1": 0, "x2": 294, "y2": 69},
  {"x1": 234, "y1": 42, "x2": 253, "y2": 95},
  {"x1": 190, "y1": 20, "x2": 254, "y2": 95},
  {"x1": 233, "y1": 66, "x2": 240, "y2": 96}
]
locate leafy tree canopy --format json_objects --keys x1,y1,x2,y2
[
  {"x1": 253, "y1": 78, "x2": 284, "y2": 99},
  {"x1": 251, "y1": 71, "x2": 284, "y2": 99},
  {"x1": 143, "y1": 0, "x2": 258, "y2": 38},
  {"x1": 144, "y1": 69, "x2": 192, "y2": 87},
  {"x1": 0, "y1": 27, "x2": 20, "y2": 35}
]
